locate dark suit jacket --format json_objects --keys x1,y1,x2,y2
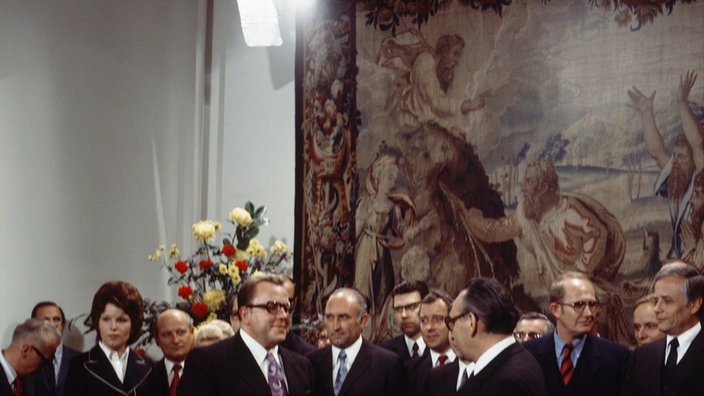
[
  {"x1": 151, "y1": 359, "x2": 170, "y2": 396},
  {"x1": 456, "y1": 342, "x2": 546, "y2": 396},
  {"x1": 420, "y1": 359, "x2": 460, "y2": 396},
  {"x1": 63, "y1": 345, "x2": 154, "y2": 396},
  {"x1": 307, "y1": 339, "x2": 408, "y2": 396},
  {"x1": 281, "y1": 331, "x2": 316, "y2": 356},
  {"x1": 524, "y1": 333, "x2": 630, "y2": 396},
  {"x1": 25, "y1": 344, "x2": 79, "y2": 396},
  {"x1": 621, "y1": 329, "x2": 704, "y2": 396},
  {"x1": 0, "y1": 367, "x2": 14, "y2": 396},
  {"x1": 379, "y1": 335, "x2": 414, "y2": 362},
  {"x1": 405, "y1": 350, "x2": 445, "y2": 396},
  {"x1": 177, "y1": 332, "x2": 315, "y2": 396}
]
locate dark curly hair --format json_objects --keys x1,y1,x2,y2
[{"x1": 90, "y1": 281, "x2": 144, "y2": 345}]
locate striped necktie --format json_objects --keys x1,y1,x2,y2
[{"x1": 560, "y1": 342, "x2": 574, "y2": 385}]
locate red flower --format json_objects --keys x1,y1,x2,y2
[
  {"x1": 135, "y1": 348, "x2": 146, "y2": 356},
  {"x1": 191, "y1": 302, "x2": 209, "y2": 319},
  {"x1": 174, "y1": 260, "x2": 189, "y2": 274},
  {"x1": 235, "y1": 260, "x2": 248, "y2": 272},
  {"x1": 178, "y1": 285, "x2": 193, "y2": 300},
  {"x1": 222, "y1": 245, "x2": 236, "y2": 257},
  {"x1": 199, "y1": 259, "x2": 213, "y2": 270}
]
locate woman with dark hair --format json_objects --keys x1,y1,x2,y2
[{"x1": 65, "y1": 281, "x2": 154, "y2": 395}]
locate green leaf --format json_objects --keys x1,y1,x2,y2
[
  {"x1": 245, "y1": 201, "x2": 255, "y2": 214},
  {"x1": 223, "y1": 237, "x2": 232, "y2": 246},
  {"x1": 254, "y1": 205, "x2": 267, "y2": 218}
]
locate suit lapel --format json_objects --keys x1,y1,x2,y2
[
  {"x1": 319, "y1": 347, "x2": 335, "y2": 395},
  {"x1": 535, "y1": 334, "x2": 564, "y2": 393},
  {"x1": 459, "y1": 343, "x2": 518, "y2": 396},
  {"x1": 122, "y1": 351, "x2": 152, "y2": 394},
  {"x1": 280, "y1": 348, "x2": 302, "y2": 395},
  {"x1": 339, "y1": 341, "x2": 373, "y2": 396},
  {"x1": 84, "y1": 346, "x2": 124, "y2": 391},
  {"x1": 669, "y1": 329, "x2": 704, "y2": 394},
  {"x1": 0, "y1": 368, "x2": 12, "y2": 396},
  {"x1": 572, "y1": 335, "x2": 600, "y2": 388},
  {"x1": 229, "y1": 334, "x2": 270, "y2": 393},
  {"x1": 57, "y1": 347, "x2": 76, "y2": 388}
]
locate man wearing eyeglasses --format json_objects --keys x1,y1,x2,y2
[
  {"x1": 444, "y1": 277, "x2": 545, "y2": 395},
  {"x1": 406, "y1": 290, "x2": 456, "y2": 396},
  {"x1": 1, "y1": 318, "x2": 61, "y2": 396},
  {"x1": 621, "y1": 262, "x2": 704, "y2": 396},
  {"x1": 178, "y1": 274, "x2": 315, "y2": 396},
  {"x1": 380, "y1": 281, "x2": 429, "y2": 361},
  {"x1": 523, "y1": 271, "x2": 629, "y2": 396},
  {"x1": 24, "y1": 301, "x2": 79, "y2": 396},
  {"x1": 513, "y1": 312, "x2": 555, "y2": 343},
  {"x1": 307, "y1": 287, "x2": 408, "y2": 396}
]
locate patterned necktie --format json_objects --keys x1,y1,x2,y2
[
  {"x1": 663, "y1": 338, "x2": 679, "y2": 388},
  {"x1": 334, "y1": 350, "x2": 348, "y2": 396},
  {"x1": 411, "y1": 342, "x2": 419, "y2": 358},
  {"x1": 560, "y1": 342, "x2": 574, "y2": 385},
  {"x1": 437, "y1": 354, "x2": 447, "y2": 366},
  {"x1": 266, "y1": 351, "x2": 288, "y2": 396},
  {"x1": 170, "y1": 363, "x2": 181, "y2": 396}
]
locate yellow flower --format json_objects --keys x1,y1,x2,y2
[
  {"x1": 231, "y1": 270, "x2": 242, "y2": 285},
  {"x1": 234, "y1": 250, "x2": 249, "y2": 261},
  {"x1": 148, "y1": 248, "x2": 162, "y2": 262},
  {"x1": 202, "y1": 289, "x2": 226, "y2": 311},
  {"x1": 270, "y1": 240, "x2": 290, "y2": 254},
  {"x1": 192, "y1": 220, "x2": 221, "y2": 242},
  {"x1": 229, "y1": 208, "x2": 253, "y2": 227},
  {"x1": 219, "y1": 264, "x2": 228, "y2": 275},
  {"x1": 206, "y1": 312, "x2": 218, "y2": 322},
  {"x1": 246, "y1": 239, "x2": 267, "y2": 258},
  {"x1": 250, "y1": 270, "x2": 268, "y2": 279},
  {"x1": 168, "y1": 244, "x2": 180, "y2": 259}
]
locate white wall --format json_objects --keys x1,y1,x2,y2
[{"x1": 0, "y1": 0, "x2": 297, "y2": 349}]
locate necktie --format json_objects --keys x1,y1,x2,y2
[
  {"x1": 13, "y1": 377, "x2": 23, "y2": 396},
  {"x1": 560, "y1": 342, "x2": 574, "y2": 385},
  {"x1": 437, "y1": 354, "x2": 447, "y2": 366},
  {"x1": 458, "y1": 368, "x2": 468, "y2": 390},
  {"x1": 170, "y1": 363, "x2": 181, "y2": 396},
  {"x1": 411, "y1": 342, "x2": 419, "y2": 358},
  {"x1": 266, "y1": 351, "x2": 288, "y2": 396},
  {"x1": 663, "y1": 338, "x2": 679, "y2": 388},
  {"x1": 334, "y1": 351, "x2": 348, "y2": 396}
]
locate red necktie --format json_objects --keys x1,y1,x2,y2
[
  {"x1": 412, "y1": 342, "x2": 419, "y2": 358},
  {"x1": 437, "y1": 354, "x2": 447, "y2": 366},
  {"x1": 560, "y1": 343, "x2": 574, "y2": 385},
  {"x1": 13, "y1": 377, "x2": 23, "y2": 396},
  {"x1": 170, "y1": 364, "x2": 181, "y2": 396}
]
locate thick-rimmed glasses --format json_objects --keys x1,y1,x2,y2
[
  {"x1": 420, "y1": 315, "x2": 447, "y2": 326},
  {"x1": 392, "y1": 302, "x2": 421, "y2": 314},
  {"x1": 557, "y1": 300, "x2": 600, "y2": 314},
  {"x1": 247, "y1": 301, "x2": 292, "y2": 315},
  {"x1": 444, "y1": 312, "x2": 468, "y2": 331},
  {"x1": 513, "y1": 331, "x2": 543, "y2": 341},
  {"x1": 30, "y1": 345, "x2": 53, "y2": 368}
]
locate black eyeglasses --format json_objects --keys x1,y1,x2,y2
[
  {"x1": 30, "y1": 345, "x2": 53, "y2": 368},
  {"x1": 557, "y1": 300, "x2": 600, "y2": 314},
  {"x1": 513, "y1": 331, "x2": 543, "y2": 341},
  {"x1": 247, "y1": 301, "x2": 292, "y2": 315},
  {"x1": 444, "y1": 312, "x2": 468, "y2": 331},
  {"x1": 392, "y1": 301, "x2": 422, "y2": 314}
]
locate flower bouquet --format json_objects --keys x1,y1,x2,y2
[{"x1": 138, "y1": 201, "x2": 291, "y2": 347}]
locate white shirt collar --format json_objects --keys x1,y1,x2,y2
[
  {"x1": 404, "y1": 334, "x2": 426, "y2": 356},
  {"x1": 98, "y1": 341, "x2": 129, "y2": 382},
  {"x1": 472, "y1": 336, "x2": 515, "y2": 375},
  {"x1": 240, "y1": 329, "x2": 281, "y2": 379},
  {"x1": 456, "y1": 360, "x2": 476, "y2": 391},
  {"x1": 429, "y1": 348, "x2": 456, "y2": 367},
  {"x1": 0, "y1": 350, "x2": 17, "y2": 387},
  {"x1": 331, "y1": 336, "x2": 363, "y2": 381},
  {"x1": 666, "y1": 321, "x2": 701, "y2": 364},
  {"x1": 164, "y1": 357, "x2": 184, "y2": 384}
]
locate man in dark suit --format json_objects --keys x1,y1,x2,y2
[
  {"x1": 407, "y1": 290, "x2": 456, "y2": 395},
  {"x1": 380, "y1": 281, "x2": 429, "y2": 361},
  {"x1": 178, "y1": 274, "x2": 315, "y2": 396},
  {"x1": 448, "y1": 277, "x2": 546, "y2": 395},
  {"x1": 307, "y1": 287, "x2": 408, "y2": 396},
  {"x1": 523, "y1": 271, "x2": 630, "y2": 396},
  {"x1": 152, "y1": 309, "x2": 194, "y2": 396},
  {"x1": 24, "y1": 301, "x2": 79, "y2": 396},
  {"x1": 278, "y1": 274, "x2": 316, "y2": 355},
  {"x1": 1, "y1": 318, "x2": 61, "y2": 396},
  {"x1": 621, "y1": 262, "x2": 704, "y2": 396}
]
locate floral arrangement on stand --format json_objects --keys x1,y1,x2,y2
[{"x1": 137, "y1": 201, "x2": 291, "y2": 348}]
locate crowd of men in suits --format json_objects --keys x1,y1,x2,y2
[{"x1": 3, "y1": 260, "x2": 704, "y2": 395}]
